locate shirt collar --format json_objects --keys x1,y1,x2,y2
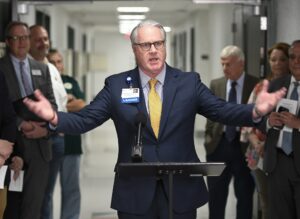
[
  {"x1": 27, "y1": 53, "x2": 48, "y2": 64},
  {"x1": 227, "y1": 72, "x2": 245, "y2": 87},
  {"x1": 10, "y1": 54, "x2": 29, "y2": 67},
  {"x1": 291, "y1": 75, "x2": 299, "y2": 84},
  {"x1": 139, "y1": 63, "x2": 166, "y2": 88}
]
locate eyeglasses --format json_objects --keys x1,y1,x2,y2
[
  {"x1": 8, "y1": 35, "x2": 29, "y2": 41},
  {"x1": 134, "y1": 40, "x2": 165, "y2": 51}
]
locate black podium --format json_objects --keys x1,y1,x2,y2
[{"x1": 116, "y1": 162, "x2": 226, "y2": 219}]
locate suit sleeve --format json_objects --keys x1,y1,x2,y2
[
  {"x1": 0, "y1": 72, "x2": 17, "y2": 142},
  {"x1": 196, "y1": 74, "x2": 254, "y2": 126},
  {"x1": 57, "y1": 75, "x2": 112, "y2": 134},
  {"x1": 204, "y1": 80, "x2": 216, "y2": 141}
]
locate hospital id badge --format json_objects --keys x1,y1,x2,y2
[{"x1": 121, "y1": 88, "x2": 140, "y2": 103}]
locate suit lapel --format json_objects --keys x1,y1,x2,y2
[
  {"x1": 29, "y1": 59, "x2": 37, "y2": 90},
  {"x1": 129, "y1": 67, "x2": 147, "y2": 112},
  {"x1": 29, "y1": 59, "x2": 43, "y2": 90},
  {"x1": 127, "y1": 68, "x2": 152, "y2": 133},
  {"x1": 158, "y1": 66, "x2": 178, "y2": 138},
  {"x1": 219, "y1": 78, "x2": 227, "y2": 99},
  {"x1": 242, "y1": 74, "x2": 251, "y2": 103},
  {"x1": 129, "y1": 67, "x2": 178, "y2": 139},
  {"x1": 283, "y1": 76, "x2": 291, "y2": 98},
  {"x1": 130, "y1": 66, "x2": 179, "y2": 139},
  {"x1": 1, "y1": 56, "x2": 22, "y2": 101}
]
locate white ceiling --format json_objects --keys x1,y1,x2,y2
[{"x1": 25, "y1": 0, "x2": 210, "y2": 30}]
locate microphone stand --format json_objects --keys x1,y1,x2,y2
[{"x1": 131, "y1": 116, "x2": 144, "y2": 162}]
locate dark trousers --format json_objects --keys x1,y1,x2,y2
[
  {"x1": 3, "y1": 191, "x2": 22, "y2": 219},
  {"x1": 253, "y1": 168, "x2": 268, "y2": 219},
  {"x1": 206, "y1": 135, "x2": 255, "y2": 219},
  {"x1": 118, "y1": 180, "x2": 196, "y2": 219},
  {"x1": 267, "y1": 151, "x2": 300, "y2": 219}
]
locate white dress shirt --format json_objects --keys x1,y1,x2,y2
[{"x1": 47, "y1": 62, "x2": 68, "y2": 112}]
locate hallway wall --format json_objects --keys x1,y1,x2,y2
[
  {"x1": 20, "y1": 5, "x2": 88, "y2": 52},
  {"x1": 17, "y1": 3, "x2": 246, "y2": 136},
  {"x1": 17, "y1": 0, "x2": 300, "y2": 134},
  {"x1": 92, "y1": 32, "x2": 136, "y2": 75},
  {"x1": 276, "y1": 0, "x2": 300, "y2": 43}
]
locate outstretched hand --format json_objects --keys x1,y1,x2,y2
[
  {"x1": 23, "y1": 89, "x2": 58, "y2": 125},
  {"x1": 254, "y1": 80, "x2": 287, "y2": 118}
]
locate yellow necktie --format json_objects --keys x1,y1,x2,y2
[{"x1": 148, "y1": 79, "x2": 162, "y2": 139}]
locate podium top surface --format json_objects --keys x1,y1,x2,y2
[{"x1": 116, "y1": 162, "x2": 225, "y2": 177}]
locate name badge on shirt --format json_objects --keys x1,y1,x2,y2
[
  {"x1": 31, "y1": 69, "x2": 42, "y2": 76},
  {"x1": 121, "y1": 88, "x2": 140, "y2": 103},
  {"x1": 64, "y1": 82, "x2": 73, "y2": 90}
]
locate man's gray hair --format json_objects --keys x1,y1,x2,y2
[
  {"x1": 220, "y1": 45, "x2": 245, "y2": 61},
  {"x1": 130, "y1": 20, "x2": 166, "y2": 44}
]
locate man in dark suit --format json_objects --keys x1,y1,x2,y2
[
  {"x1": 24, "y1": 20, "x2": 285, "y2": 219},
  {"x1": 0, "y1": 70, "x2": 17, "y2": 218},
  {"x1": 0, "y1": 21, "x2": 56, "y2": 219},
  {"x1": 264, "y1": 40, "x2": 300, "y2": 219},
  {"x1": 0, "y1": 70, "x2": 16, "y2": 162},
  {"x1": 204, "y1": 45, "x2": 259, "y2": 219}
]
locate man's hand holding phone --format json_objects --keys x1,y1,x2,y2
[
  {"x1": 279, "y1": 107, "x2": 300, "y2": 129},
  {"x1": 268, "y1": 107, "x2": 289, "y2": 129},
  {"x1": 270, "y1": 105, "x2": 300, "y2": 130},
  {"x1": 278, "y1": 106, "x2": 289, "y2": 113},
  {"x1": 274, "y1": 106, "x2": 289, "y2": 129}
]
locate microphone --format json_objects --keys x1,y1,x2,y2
[{"x1": 131, "y1": 112, "x2": 147, "y2": 162}]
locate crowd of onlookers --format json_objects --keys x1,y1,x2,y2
[
  {"x1": 0, "y1": 19, "x2": 300, "y2": 219},
  {"x1": 0, "y1": 21, "x2": 85, "y2": 219},
  {"x1": 203, "y1": 41, "x2": 300, "y2": 219}
]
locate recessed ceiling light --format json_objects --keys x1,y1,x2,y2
[
  {"x1": 117, "y1": 7, "x2": 150, "y2": 13},
  {"x1": 164, "y1": 26, "x2": 172, "y2": 32},
  {"x1": 119, "y1": 20, "x2": 142, "y2": 34}
]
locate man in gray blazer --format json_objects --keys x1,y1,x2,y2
[
  {"x1": 0, "y1": 21, "x2": 56, "y2": 219},
  {"x1": 204, "y1": 45, "x2": 259, "y2": 219}
]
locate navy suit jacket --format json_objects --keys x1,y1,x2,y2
[{"x1": 57, "y1": 64, "x2": 255, "y2": 214}]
